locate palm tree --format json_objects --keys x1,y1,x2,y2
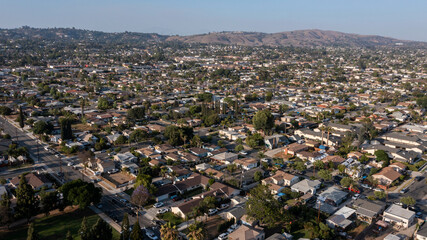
[
  {"x1": 319, "y1": 126, "x2": 326, "y2": 145},
  {"x1": 326, "y1": 126, "x2": 333, "y2": 146},
  {"x1": 160, "y1": 222, "x2": 180, "y2": 240},
  {"x1": 187, "y1": 221, "x2": 207, "y2": 240}
]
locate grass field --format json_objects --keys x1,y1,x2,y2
[
  {"x1": 158, "y1": 212, "x2": 184, "y2": 226},
  {"x1": 0, "y1": 209, "x2": 120, "y2": 240}
]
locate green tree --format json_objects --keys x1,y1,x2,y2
[
  {"x1": 187, "y1": 221, "x2": 207, "y2": 240},
  {"x1": 253, "y1": 109, "x2": 274, "y2": 133},
  {"x1": 27, "y1": 222, "x2": 40, "y2": 240},
  {"x1": 293, "y1": 161, "x2": 307, "y2": 172},
  {"x1": 227, "y1": 164, "x2": 237, "y2": 173},
  {"x1": 235, "y1": 144, "x2": 244, "y2": 152},
  {"x1": 0, "y1": 106, "x2": 12, "y2": 115},
  {"x1": 97, "y1": 97, "x2": 111, "y2": 110},
  {"x1": 120, "y1": 213, "x2": 130, "y2": 240},
  {"x1": 90, "y1": 218, "x2": 112, "y2": 240},
  {"x1": 160, "y1": 222, "x2": 180, "y2": 240},
  {"x1": 245, "y1": 184, "x2": 283, "y2": 228},
  {"x1": 60, "y1": 179, "x2": 102, "y2": 209},
  {"x1": 318, "y1": 169, "x2": 332, "y2": 181},
  {"x1": 33, "y1": 121, "x2": 53, "y2": 135},
  {"x1": 66, "y1": 230, "x2": 73, "y2": 240},
  {"x1": 254, "y1": 171, "x2": 263, "y2": 182},
  {"x1": 374, "y1": 190, "x2": 386, "y2": 200},
  {"x1": 130, "y1": 221, "x2": 143, "y2": 240},
  {"x1": 265, "y1": 91, "x2": 273, "y2": 102},
  {"x1": 245, "y1": 133, "x2": 264, "y2": 148},
  {"x1": 60, "y1": 117, "x2": 73, "y2": 140},
  {"x1": 400, "y1": 196, "x2": 416, "y2": 206},
  {"x1": 79, "y1": 217, "x2": 90, "y2": 240},
  {"x1": 340, "y1": 177, "x2": 354, "y2": 188},
  {"x1": 0, "y1": 192, "x2": 13, "y2": 228},
  {"x1": 15, "y1": 175, "x2": 39, "y2": 222},
  {"x1": 374, "y1": 150, "x2": 389, "y2": 166},
  {"x1": 18, "y1": 106, "x2": 25, "y2": 128},
  {"x1": 127, "y1": 107, "x2": 145, "y2": 121},
  {"x1": 40, "y1": 190, "x2": 58, "y2": 216},
  {"x1": 314, "y1": 160, "x2": 325, "y2": 170},
  {"x1": 337, "y1": 164, "x2": 346, "y2": 173},
  {"x1": 114, "y1": 135, "x2": 128, "y2": 145}
]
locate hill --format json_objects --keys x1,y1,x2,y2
[
  {"x1": 166, "y1": 29, "x2": 422, "y2": 47},
  {"x1": 1, "y1": 27, "x2": 425, "y2": 48}
]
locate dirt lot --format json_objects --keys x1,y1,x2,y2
[{"x1": 205, "y1": 215, "x2": 226, "y2": 239}]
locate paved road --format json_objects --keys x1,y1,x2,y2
[{"x1": 0, "y1": 116, "x2": 157, "y2": 234}]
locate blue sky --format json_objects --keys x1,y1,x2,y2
[{"x1": 1, "y1": 0, "x2": 426, "y2": 41}]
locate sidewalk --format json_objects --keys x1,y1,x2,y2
[
  {"x1": 90, "y1": 205, "x2": 122, "y2": 232},
  {"x1": 391, "y1": 171, "x2": 422, "y2": 193}
]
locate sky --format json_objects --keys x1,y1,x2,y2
[{"x1": 1, "y1": 0, "x2": 427, "y2": 41}]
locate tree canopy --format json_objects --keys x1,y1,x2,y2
[{"x1": 253, "y1": 109, "x2": 274, "y2": 133}]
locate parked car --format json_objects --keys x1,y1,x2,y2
[
  {"x1": 120, "y1": 199, "x2": 128, "y2": 204},
  {"x1": 154, "y1": 202, "x2": 164, "y2": 208},
  {"x1": 145, "y1": 229, "x2": 158, "y2": 240},
  {"x1": 218, "y1": 233, "x2": 228, "y2": 240},
  {"x1": 208, "y1": 208, "x2": 218, "y2": 216},
  {"x1": 157, "y1": 208, "x2": 169, "y2": 214},
  {"x1": 220, "y1": 203, "x2": 229, "y2": 209},
  {"x1": 352, "y1": 194, "x2": 360, "y2": 200}
]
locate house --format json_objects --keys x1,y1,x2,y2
[
  {"x1": 381, "y1": 132, "x2": 421, "y2": 146},
  {"x1": 189, "y1": 147, "x2": 209, "y2": 157},
  {"x1": 291, "y1": 179, "x2": 321, "y2": 194},
  {"x1": 228, "y1": 225, "x2": 265, "y2": 240},
  {"x1": 204, "y1": 168, "x2": 225, "y2": 180},
  {"x1": 212, "y1": 152, "x2": 238, "y2": 165},
  {"x1": 326, "y1": 206, "x2": 356, "y2": 230},
  {"x1": 155, "y1": 184, "x2": 179, "y2": 202},
  {"x1": 168, "y1": 166, "x2": 192, "y2": 181},
  {"x1": 352, "y1": 199, "x2": 386, "y2": 223},
  {"x1": 106, "y1": 133, "x2": 121, "y2": 144},
  {"x1": 234, "y1": 158, "x2": 258, "y2": 171},
  {"x1": 389, "y1": 162, "x2": 407, "y2": 173},
  {"x1": 226, "y1": 205, "x2": 246, "y2": 222},
  {"x1": 383, "y1": 204, "x2": 415, "y2": 228},
  {"x1": 416, "y1": 223, "x2": 427, "y2": 240},
  {"x1": 322, "y1": 155, "x2": 346, "y2": 166},
  {"x1": 195, "y1": 163, "x2": 211, "y2": 171},
  {"x1": 114, "y1": 152, "x2": 137, "y2": 163},
  {"x1": 372, "y1": 167, "x2": 402, "y2": 187},
  {"x1": 97, "y1": 160, "x2": 116, "y2": 173},
  {"x1": 318, "y1": 186, "x2": 348, "y2": 207},
  {"x1": 10, "y1": 173, "x2": 53, "y2": 191},
  {"x1": 264, "y1": 134, "x2": 288, "y2": 149},
  {"x1": 391, "y1": 150, "x2": 420, "y2": 164},
  {"x1": 173, "y1": 173, "x2": 209, "y2": 194},
  {"x1": 266, "y1": 233, "x2": 293, "y2": 240},
  {"x1": 171, "y1": 197, "x2": 203, "y2": 219},
  {"x1": 263, "y1": 171, "x2": 299, "y2": 187},
  {"x1": 285, "y1": 143, "x2": 309, "y2": 156}
]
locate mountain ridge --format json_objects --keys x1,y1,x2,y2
[{"x1": 1, "y1": 27, "x2": 426, "y2": 48}]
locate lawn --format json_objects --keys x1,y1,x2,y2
[
  {"x1": 158, "y1": 212, "x2": 183, "y2": 226},
  {"x1": 181, "y1": 186, "x2": 203, "y2": 199},
  {"x1": 0, "y1": 209, "x2": 120, "y2": 240}
]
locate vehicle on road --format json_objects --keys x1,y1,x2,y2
[
  {"x1": 67, "y1": 162, "x2": 73, "y2": 166},
  {"x1": 120, "y1": 199, "x2": 128, "y2": 204},
  {"x1": 352, "y1": 194, "x2": 360, "y2": 200},
  {"x1": 154, "y1": 202, "x2": 164, "y2": 208},
  {"x1": 400, "y1": 188, "x2": 408, "y2": 194},
  {"x1": 97, "y1": 204, "x2": 103, "y2": 209}
]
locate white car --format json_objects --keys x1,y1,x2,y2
[
  {"x1": 145, "y1": 229, "x2": 158, "y2": 240},
  {"x1": 154, "y1": 202, "x2": 164, "y2": 208},
  {"x1": 218, "y1": 233, "x2": 228, "y2": 240},
  {"x1": 208, "y1": 208, "x2": 218, "y2": 216},
  {"x1": 352, "y1": 194, "x2": 360, "y2": 200},
  {"x1": 230, "y1": 224, "x2": 239, "y2": 230},
  {"x1": 220, "y1": 203, "x2": 229, "y2": 209},
  {"x1": 227, "y1": 227, "x2": 234, "y2": 234},
  {"x1": 157, "y1": 208, "x2": 169, "y2": 214}
]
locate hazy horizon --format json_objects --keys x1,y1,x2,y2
[{"x1": 1, "y1": 0, "x2": 427, "y2": 42}]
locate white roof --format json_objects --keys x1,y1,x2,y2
[{"x1": 385, "y1": 204, "x2": 415, "y2": 220}]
